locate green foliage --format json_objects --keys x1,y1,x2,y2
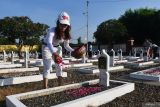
[
  {"x1": 94, "y1": 19, "x2": 127, "y2": 45},
  {"x1": 0, "y1": 16, "x2": 49, "y2": 45},
  {"x1": 119, "y1": 8, "x2": 160, "y2": 45},
  {"x1": 0, "y1": 37, "x2": 13, "y2": 45},
  {"x1": 0, "y1": 16, "x2": 49, "y2": 57}
]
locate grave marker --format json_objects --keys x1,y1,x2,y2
[
  {"x1": 143, "y1": 51, "x2": 148, "y2": 62},
  {"x1": 109, "y1": 49, "x2": 115, "y2": 67},
  {"x1": 133, "y1": 48, "x2": 137, "y2": 57},
  {"x1": 35, "y1": 51, "x2": 39, "y2": 59},
  {"x1": 3, "y1": 50, "x2": 6, "y2": 62},
  {"x1": 98, "y1": 49, "x2": 110, "y2": 87},
  {"x1": 24, "y1": 50, "x2": 28, "y2": 68},
  {"x1": 11, "y1": 51, "x2": 14, "y2": 64},
  {"x1": 140, "y1": 49, "x2": 143, "y2": 59},
  {"x1": 118, "y1": 49, "x2": 122, "y2": 60},
  {"x1": 81, "y1": 54, "x2": 86, "y2": 63}
]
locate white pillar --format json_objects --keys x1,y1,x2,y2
[
  {"x1": 35, "y1": 51, "x2": 39, "y2": 59},
  {"x1": 97, "y1": 50, "x2": 101, "y2": 58},
  {"x1": 99, "y1": 49, "x2": 110, "y2": 87},
  {"x1": 24, "y1": 50, "x2": 28, "y2": 68},
  {"x1": 110, "y1": 49, "x2": 115, "y2": 67},
  {"x1": 140, "y1": 49, "x2": 143, "y2": 59},
  {"x1": 11, "y1": 51, "x2": 14, "y2": 64},
  {"x1": 81, "y1": 54, "x2": 86, "y2": 63},
  {"x1": 69, "y1": 51, "x2": 72, "y2": 58},
  {"x1": 3, "y1": 50, "x2": 6, "y2": 62},
  {"x1": 143, "y1": 51, "x2": 148, "y2": 62},
  {"x1": 118, "y1": 49, "x2": 122, "y2": 60},
  {"x1": 133, "y1": 48, "x2": 136, "y2": 57}
]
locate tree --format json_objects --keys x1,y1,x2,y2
[
  {"x1": 119, "y1": 8, "x2": 160, "y2": 45},
  {"x1": 94, "y1": 19, "x2": 127, "y2": 47},
  {"x1": 0, "y1": 16, "x2": 48, "y2": 58}
]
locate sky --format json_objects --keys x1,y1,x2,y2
[{"x1": 1, "y1": 0, "x2": 160, "y2": 43}]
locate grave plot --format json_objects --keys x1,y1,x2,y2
[
  {"x1": 6, "y1": 79, "x2": 134, "y2": 107},
  {"x1": 0, "y1": 62, "x2": 12, "y2": 64},
  {"x1": 86, "y1": 59, "x2": 98, "y2": 63},
  {"x1": 32, "y1": 59, "x2": 69, "y2": 67},
  {"x1": 130, "y1": 66, "x2": 160, "y2": 81},
  {"x1": 0, "y1": 63, "x2": 22, "y2": 69},
  {"x1": 63, "y1": 57, "x2": 74, "y2": 60},
  {"x1": 0, "y1": 67, "x2": 39, "y2": 74},
  {"x1": 127, "y1": 58, "x2": 143, "y2": 62},
  {"x1": 31, "y1": 59, "x2": 67, "y2": 67},
  {"x1": 77, "y1": 65, "x2": 124, "y2": 74},
  {"x1": 15, "y1": 59, "x2": 44, "y2": 67},
  {"x1": 31, "y1": 59, "x2": 69, "y2": 67},
  {"x1": 63, "y1": 61, "x2": 93, "y2": 68},
  {"x1": 126, "y1": 56, "x2": 140, "y2": 61},
  {"x1": 125, "y1": 60, "x2": 154, "y2": 68},
  {"x1": 69, "y1": 58, "x2": 82, "y2": 61},
  {"x1": 114, "y1": 59, "x2": 128, "y2": 64},
  {"x1": 0, "y1": 71, "x2": 67, "y2": 86},
  {"x1": 153, "y1": 58, "x2": 160, "y2": 63}
]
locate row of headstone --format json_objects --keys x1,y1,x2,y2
[
  {"x1": 1, "y1": 50, "x2": 39, "y2": 62},
  {"x1": 1, "y1": 50, "x2": 36, "y2": 68}
]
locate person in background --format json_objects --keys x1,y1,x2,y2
[
  {"x1": 42, "y1": 12, "x2": 74, "y2": 89},
  {"x1": 143, "y1": 39, "x2": 152, "y2": 59},
  {"x1": 151, "y1": 43, "x2": 158, "y2": 59}
]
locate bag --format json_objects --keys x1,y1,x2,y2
[{"x1": 72, "y1": 45, "x2": 86, "y2": 59}]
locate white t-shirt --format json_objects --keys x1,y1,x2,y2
[{"x1": 43, "y1": 27, "x2": 74, "y2": 53}]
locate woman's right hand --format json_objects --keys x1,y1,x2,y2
[{"x1": 53, "y1": 52, "x2": 63, "y2": 64}]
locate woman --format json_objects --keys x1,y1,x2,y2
[{"x1": 42, "y1": 12, "x2": 74, "y2": 88}]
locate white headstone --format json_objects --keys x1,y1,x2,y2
[
  {"x1": 143, "y1": 51, "x2": 148, "y2": 62},
  {"x1": 140, "y1": 49, "x2": 143, "y2": 59},
  {"x1": 3, "y1": 50, "x2": 6, "y2": 62},
  {"x1": 98, "y1": 49, "x2": 110, "y2": 87},
  {"x1": 11, "y1": 51, "x2": 14, "y2": 64},
  {"x1": 69, "y1": 51, "x2": 72, "y2": 58},
  {"x1": 81, "y1": 54, "x2": 86, "y2": 63},
  {"x1": 118, "y1": 49, "x2": 122, "y2": 60},
  {"x1": 24, "y1": 50, "x2": 28, "y2": 68},
  {"x1": 133, "y1": 48, "x2": 136, "y2": 57},
  {"x1": 110, "y1": 49, "x2": 115, "y2": 67},
  {"x1": 35, "y1": 51, "x2": 39, "y2": 59},
  {"x1": 97, "y1": 50, "x2": 101, "y2": 58}
]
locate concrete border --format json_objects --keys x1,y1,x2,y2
[
  {"x1": 77, "y1": 66, "x2": 124, "y2": 74},
  {"x1": 86, "y1": 59, "x2": 98, "y2": 63},
  {"x1": 0, "y1": 62, "x2": 12, "y2": 65},
  {"x1": 130, "y1": 67, "x2": 160, "y2": 81},
  {"x1": 6, "y1": 79, "x2": 134, "y2": 107},
  {"x1": 126, "y1": 61, "x2": 154, "y2": 67},
  {"x1": 0, "y1": 72, "x2": 67, "y2": 86},
  {"x1": 0, "y1": 67, "x2": 39, "y2": 74},
  {"x1": 0, "y1": 64, "x2": 22, "y2": 69},
  {"x1": 115, "y1": 60, "x2": 128, "y2": 64},
  {"x1": 63, "y1": 63, "x2": 93, "y2": 68}
]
